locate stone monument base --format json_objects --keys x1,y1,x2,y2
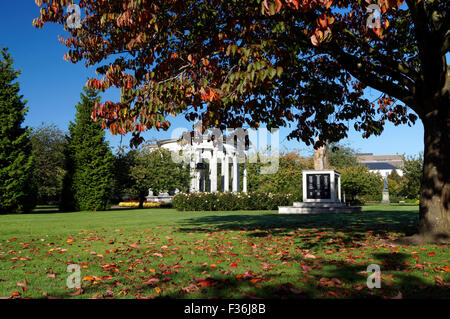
[
  {"x1": 278, "y1": 202, "x2": 361, "y2": 214},
  {"x1": 381, "y1": 191, "x2": 390, "y2": 204},
  {"x1": 146, "y1": 192, "x2": 173, "y2": 203}
]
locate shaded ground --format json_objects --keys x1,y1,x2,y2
[{"x1": 0, "y1": 204, "x2": 448, "y2": 299}]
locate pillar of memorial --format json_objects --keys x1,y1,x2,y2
[
  {"x1": 222, "y1": 156, "x2": 229, "y2": 192},
  {"x1": 232, "y1": 154, "x2": 240, "y2": 193},
  {"x1": 243, "y1": 163, "x2": 248, "y2": 193},
  {"x1": 210, "y1": 151, "x2": 218, "y2": 192}
]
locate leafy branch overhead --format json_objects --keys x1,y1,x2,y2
[{"x1": 32, "y1": 0, "x2": 447, "y2": 147}]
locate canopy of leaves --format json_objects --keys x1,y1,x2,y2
[
  {"x1": 247, "y1": 151, "x2": 312, "y2": 199},
  {"x1": 328, "y1": 143, "x2": 358, "y2": 169},
  {"x1": 340, "y1": 165, "x2": 383, "y2": 202},
  {"x1": 32, "y1": 0, "x2": 449, "y2": 148},
  {"x1": 401, "y1": 153, "x2": 423, "y2": 199},
  {"x1": 127, "y1": 145, "x2": 190, "y2": 202}
]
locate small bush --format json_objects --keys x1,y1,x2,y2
[{"x1": 172, "y1": 192, "x2": 296, "y2": 211}]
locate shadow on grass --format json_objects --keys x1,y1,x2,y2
[
  {"x1": 23, "y1": 205, "x2": 175, "y2": 215},
  {"x1": 65, "y1": 252, "x2": 447, "y2": 299},
  {"x1": 178, "y1": 209, "x2": 419, "y2": 238}
]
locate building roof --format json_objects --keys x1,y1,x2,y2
[
  {"x1": 356, "y1": 154, "x2": 404, "y2": 168},
  {"x1": 363, "y1": 162, "x2": 399, "y2": 170}
]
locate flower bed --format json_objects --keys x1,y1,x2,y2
[
  {"x1": 172, "y1": 192, "x2": 296, "y2": 211},
  {"x1": 118, "y1": 201, "x2": 172, "y2": 208}
]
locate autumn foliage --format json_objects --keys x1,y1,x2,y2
[{"x1": 32, "y1": 0, "x2": 424, "y2": 146}]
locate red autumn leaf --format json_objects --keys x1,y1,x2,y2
[
  {"x1": 197, "y1": 279, "x2": 214, "y2": 287},
  {"x1": 434, "y1": 275, "x2": 448, "y2": 286},
  {"x1": 43, "y1": 292, "x2": 61, "y2": 299},
  {"x1": 331, "y1": 278, "x2": 342, "y2": 285},
  {"x1": 9, "y1": 291, "x2": 21, "y2": 299},
  {"x1": 289, "y1": 287, "x2": 304, "y2": 295},
  {"x1": 68, "y1": 288, "x2": 84, "y2": 296},
  {"x1": 301, "y1": 265, "x2": 313, "y2": 272},
  {"x1": 142, "y1": 277, "x2": 160, "y2": 285},
  {"x1": 250, "y1": 278, "x2": 262, "y2": 283},
  {"x1": 441, "y1": 265, "x2": 450, "y2": 272},
  {"x1": 327, "y1": 291, "x2": 340, "y2": 298}
]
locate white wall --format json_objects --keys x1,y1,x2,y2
[{"x1": 370, "y1": 169, "x2": 404, "y2": 178}]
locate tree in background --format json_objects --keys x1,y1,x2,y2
[
  {"x1": 60, "y1": 88, "x2": 115, "y2": 211},
  {"x1": 247, "y1": 152, "x2": 311, "y2": 200},
  {"x1": 0, "y1": 48, "x2": 35, "y2": 214},
  {"x1": 387, "y1": 169, "x2": 404, "y2": 199},
  {"x1": 340, "y1": 165, "x2": 383, "y2": 204},
  {"x1": 128, "y1": 145, "x2": 190, "y2": 208},
  {"x1": 30, "y1": 123, "x2": 66, "y2": 204},
  {"x1": 111, "y1": 146, "x2": 136, "y2": 204},
  {"x1": 401, "y1": 153, "x2": 424, "y2": 200},
  {"x1": 328, "y1": 143, "x2": 358, "y2": 169}
]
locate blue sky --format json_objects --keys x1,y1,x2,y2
[{"x1": 0, "y1": 1, "x2": 425, "y2": 157}]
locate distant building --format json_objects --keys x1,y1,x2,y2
[{"x1": 356, "y1": 153, "x2": 404, "y2": 178}]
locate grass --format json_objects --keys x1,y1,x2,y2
[{"x1": 0, "y1": 204, "x2": 448, "y2": 299}]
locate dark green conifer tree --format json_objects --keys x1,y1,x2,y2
[
  {"x1": 61, "y1": 87, "x2": 114, "y2": 211},
  {"x1": 0, "y1": 48, "x2": 35, "y2": 213}
]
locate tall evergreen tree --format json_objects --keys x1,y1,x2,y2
[
  {"x1": 0, "y1": 48, "x2": 35, "y2": 214},
  {"x1": 30, "y1": 123, "x2": 66, "y2": 204},
  {"x1": 60, "y1": 87, "x2": 114, "y2": 211}
]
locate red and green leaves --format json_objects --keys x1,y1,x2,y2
[{"x1": 31, "y1": 0, "x2": 437, "y2": 157}]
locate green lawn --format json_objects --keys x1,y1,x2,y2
[{"x1": 0, "y1": 205, "x2": 448, "y2": 299}]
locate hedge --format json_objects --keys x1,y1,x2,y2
[{"x1": 172, "y1": 192, "x2": 296, "y2": 211}]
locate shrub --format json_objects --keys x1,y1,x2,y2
[
  {"x1": 341, "y1": 165, "x2": 383, "y2": 202},
  {"x1": 172, "y1": 192, "x2": 296, "y2": 211}
]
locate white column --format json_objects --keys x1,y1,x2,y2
[
  {"x1": 222, "y1": 156, "x2": 229, "y2": 192},
  {"x1": 199, "y1": 168, "x2": 206, "y2": 192},
  {"x1": 210, "y1": 151, "x2": 218, "y2": 192},
  {"x1": 232, "y1": 155, "x2": 240, "y2": 193},
  {"x1": 196, "y1": 150, "x2": 202, "y2": 192},
  {"x1": 338, "y1": 174, "x2": 342, "y2": 202},
  {"x1": 243, "y1": 163, "x2": 248, "y2": 193},
  {"x1": 330, "y1": 173, "x2": 336, "y2": 202},
  {"x1": 189, "y1": 152, "x2": 197, "y2": 192}
]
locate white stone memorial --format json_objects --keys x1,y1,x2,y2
[
  {"x1": 148, "y1": 128, "x2": 249, "y2": 197},
  {"x1": 279, "y1": 140, "x2": 361, "y2": 214}
]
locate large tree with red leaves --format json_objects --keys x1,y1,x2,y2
[{"x1": 33, "y1": 0, "x2": 448, "y2": 243}]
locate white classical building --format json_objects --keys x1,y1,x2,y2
[{"x1": 149, "y1": 132, "x2": 249, "y2": 194}]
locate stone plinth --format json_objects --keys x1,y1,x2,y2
[
  {"x1": 302, "y1": 170, "x2": 341, "y2": 203},
  {"x1": 381, "y1": 191, "x2": 390, "y2": 204},
  {"x1": 279, "y1": 202, "x2": 361, "y2": 214},
  {"x1": 278, "y1": 169, "x2": 360, "y2": 214},
  {"x1": 146, "y1": 190, "x2": 174, "y2": 203}
]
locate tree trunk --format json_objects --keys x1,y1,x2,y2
[
  {"x1": 138, "y1": 193, "x2": 145, "y2": 209},
  {"x1": 414, "y1": 102, "x2": 450, "y2": 243}
]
